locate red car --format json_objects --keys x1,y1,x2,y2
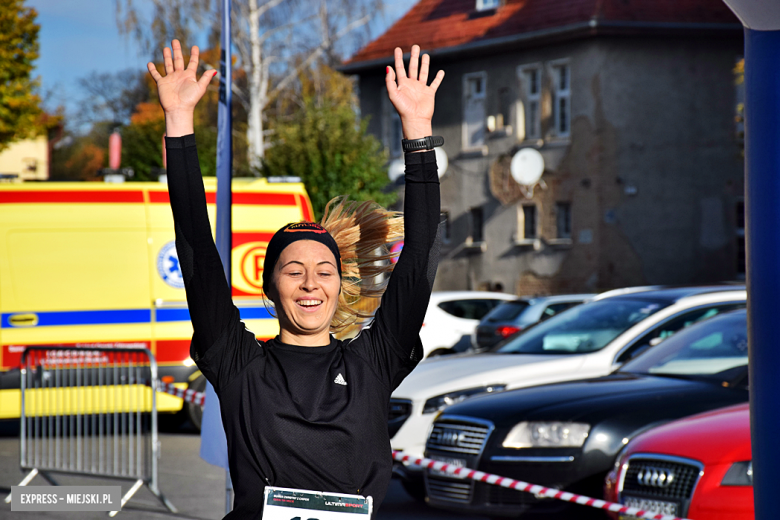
[{"x1": 605, "y1": 403, "x2": 753, "y2": 520}]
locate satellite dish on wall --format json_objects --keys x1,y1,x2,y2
[
  {"x1": 388, "y1": 158, "x2": 405, "y2": 182},
  {"x1": 510, "y1": 148, "x2": 545, "y2": 186},
  {"x1": 435, "y1": 147, "x2": 448, "y2": 178}
]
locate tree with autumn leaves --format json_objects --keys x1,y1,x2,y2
[{"x1": 0, "y1": 0, "x2": 58, "y2": 152}]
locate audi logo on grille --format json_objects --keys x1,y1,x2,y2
[
  {"x1": 435, "y1": 428, "x2": 466, "y2": 447},
  {"x1": 637, "y1": 466, "x2": 676, "y2": 488}
]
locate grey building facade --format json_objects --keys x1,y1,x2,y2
[{"x1": 343, "y1": 0, "x2": 745, "y2": 295}]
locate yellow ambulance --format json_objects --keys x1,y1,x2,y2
[{"x1": 0, "y1": 178, "x2": 314, "y2": 427}]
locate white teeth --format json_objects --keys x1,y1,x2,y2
[{"x1": 297, "y1": 300, "x2": 323, "y2": 307}]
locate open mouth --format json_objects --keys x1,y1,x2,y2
[{"x1": 296, "y1": 299, "x2": 323, "y2": 310}]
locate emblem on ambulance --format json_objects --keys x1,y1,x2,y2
[{"x1": 157, "y1": 241, "x2": 185, "y2": 289}]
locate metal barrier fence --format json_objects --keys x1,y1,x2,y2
[{"x1": 4, "y1": 346, "x2": 176, "y2": 516}]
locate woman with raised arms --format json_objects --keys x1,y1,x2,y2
[{"x1": 148, "y1": 39, "x2": 444, "y2": 518}]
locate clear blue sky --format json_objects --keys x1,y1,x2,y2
[{"x1": 28, "y1": 0, "x2": 417, "y2": 118}]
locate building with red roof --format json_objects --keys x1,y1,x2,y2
[{"x1": 343, "y1": 0, "x2": 745, "y2": 296}]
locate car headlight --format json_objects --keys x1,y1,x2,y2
[
  {"x1": 721, "y1": 461, "x2": 753, "y2": 486},
  {"x1": 502, "y1": 422, "x2": 590, "y2": 448},
  {"x1": 422, "y1": 385, "x2": 506, "y2": 414}
]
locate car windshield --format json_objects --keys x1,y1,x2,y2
[
  {"x1": 621, "y1": 309, "x2": 748, "y2": 381},
  {"x1": 494, "y1": 298, "x2": 670, "y2": 354},
  {"x1": 484, "y1": 300, "x2": 531, "y2": 322}
]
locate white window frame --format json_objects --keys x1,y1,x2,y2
[
  {"x1": 549, "y1": 59, "x2": 571, "y2": 139},
  {"x1": 516, "y1": 63, "x2": 542, "y2": 141},
  {"x1": 477, "y1": 0, "x2": 500, "y2": 11},
  {"x1": 516, "y1": 203, "x2": 539, "y2": 245},
  {"x1": 462, "y1": 71, "x2": 488, "y2": 152}
]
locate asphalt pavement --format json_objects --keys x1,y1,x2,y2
[{"x1": 0, "y1": 419, "x2": 491, "y2": 520}]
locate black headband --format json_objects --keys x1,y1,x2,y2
[{"x1": 262, "y1": 222, "x2": 342, "y2": 295}]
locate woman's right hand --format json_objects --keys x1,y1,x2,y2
[{"x1": 147, "y1": 39, "x2": 216, "y2": 137}]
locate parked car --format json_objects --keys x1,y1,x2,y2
[
  {"x1": 390, "y1": 286, "x2": 745, "y2": 498},
  {"x1": 604, "y1": 405, "x2": 752, "y2": 520},
  {"x1": 419, "y1": 291, "x2": 516, "y2": 358},
  {"x1": 422, "y1": 309, "x2": 749, "y2": 518},
  {"x1": 472, "y1": 294, "x2": 597, "y2": 351}
]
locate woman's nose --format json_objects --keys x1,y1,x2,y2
[{"x1": 301, "y1": 272, "x2": 317, "y2": 290}]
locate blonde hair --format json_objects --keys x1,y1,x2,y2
[{"x1": 319, "y1": 196, "x2": 405, "y2": 333}]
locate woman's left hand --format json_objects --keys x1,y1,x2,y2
[{"x1": 386, "y1": 45, "x2": 445, "y2": 140}]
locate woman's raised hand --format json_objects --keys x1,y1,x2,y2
[
  {"x1": 147, "y1": 40, "x2": 217, "y2": 136},
  {"x1": 385, "y1": 45, "x2": 445, "y2": 140}
]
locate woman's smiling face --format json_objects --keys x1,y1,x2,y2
[{"x1": 269, "y1": 239, "x2": 341, "y2": 345}]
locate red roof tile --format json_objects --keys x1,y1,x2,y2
[{"x1": 346, "y1": 0, "x2": 739, "y2": 65}]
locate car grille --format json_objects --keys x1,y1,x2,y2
[
  {"x1": 482, "y1": 483, "x2": 534, "y2": 506},
  {"x1": 426, "y1": 420, "x2": 491, "y2": 456},
  {"x1": 621, "y1": 455, "x2": 702, "y2": 502},
  {"x1": 426, "y1": 477, "x2": 473, "y2": 503},
  {"x1": 388, "y1": 398, "x2": 412, "y2": 438}
]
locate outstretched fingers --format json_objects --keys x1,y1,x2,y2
[
  {"x1": 419, "y1": 53, "x2": 430, "y2": 84},
  {"x1": 187, "y1": 45, "x2": 200, "y2": 71},
  {"x1": 163, "y1": 46, "x2": 174, "y2": 75},
  {"x1": 393, "y1": 47, "x2": 407, "y2": 81},
  {"x1": 198, "y1": 69, "x2": 218, "y2": 91},
  {"x1": 147, "y1": 62, "x2": 162, "y2": 82},
  {"x1": 171, "y1": 39, "x2": 185, "y2": 71},
  {"x1": 408, "y1": 45, "x2": 420, "y2": 81},
  {"x1": 385, "y1": 65, "x2": 398, "y2": 97},
  {"x1": 430, "y1": 69, "x2": 445, "y2": 92}
]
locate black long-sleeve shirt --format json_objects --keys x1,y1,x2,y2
[{"x1": 165, "y1": 134, "x2": 440, "y2": 519}]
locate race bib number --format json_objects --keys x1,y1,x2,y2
[{"x1": 262, "y1": 486, "x2": 372, "y2": 520}]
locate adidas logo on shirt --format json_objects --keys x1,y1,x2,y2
[{"x1": 334, "y1": 373, "x2": 347, "y2": 386}]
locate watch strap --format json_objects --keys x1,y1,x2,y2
[{"x1": 402, "y1": 135, "x2": 444, "y2": 152}]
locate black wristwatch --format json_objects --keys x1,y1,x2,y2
[{"x1": 402, "y1": 136, "x2": 444, "y2": 153}]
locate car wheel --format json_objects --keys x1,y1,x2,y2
[
  {"x1": 400, "y1": 478, "x2": 427, "y2": 503},
  {"x1": 185, "y1": 374, "x2": 207, "y2": 431}
]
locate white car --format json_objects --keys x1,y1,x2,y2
[
  {"x1": 390, "y1": 286, "x2": 746, "y2": 494},
  {"x1": 418, "y1": 291, "x2": 516, "y2": 358}
]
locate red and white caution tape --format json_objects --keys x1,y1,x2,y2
[
  {"x1": 392, "y1": 451, "x2": 690, "y2": 520},
  {"x1": 150, "y1": 384, "x2": 684, "y2": 520},
  {"x1": 155, "y1": 381, "x2": 206, "y2": 407}
]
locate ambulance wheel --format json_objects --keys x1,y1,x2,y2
[{"x1": 185, "y1": 374, "x2": 207, "y2": 432}]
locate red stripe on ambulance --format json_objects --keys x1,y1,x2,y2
[{"x1": 0, "y1": 191, "x2": 145, "y2": 204}]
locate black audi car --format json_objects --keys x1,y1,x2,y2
[{"x1": 423, "y1": 309, "x2": 749, "y2": 518}]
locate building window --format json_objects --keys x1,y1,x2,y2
[
  {"x1": 440, "y1": 211, "x2": 451, "y2": 243},
  {"x1": 523, "y1": 205, "x2": 537, "y2": 239},
  {"x1": 736, "y1": 199, "x2": 745, "y2": 278},
  {"x1": 390, "y1": 114, "x2": 403, "y2": 158},
  {"x1": 463, "y1": 72, "x2": 487, "y2": 150},
  {"x1": 517, "y1": 204, "x2": 537, "y2": 241},
  {"x1": 520, "y1": 66, "x2": 541, "y2": 140},
  {"x1": 476, "y1": 0, "x2": 499, "y2": 10},
  {"x1": 470, "y1": 207, "x2": 484, "y2": 243},
  {"x1": 556, "y1": 202, "x2": 572, "y2": 239},
  {"x1": 551, "y1": 62, "x2": 571, "y2": 137}
]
